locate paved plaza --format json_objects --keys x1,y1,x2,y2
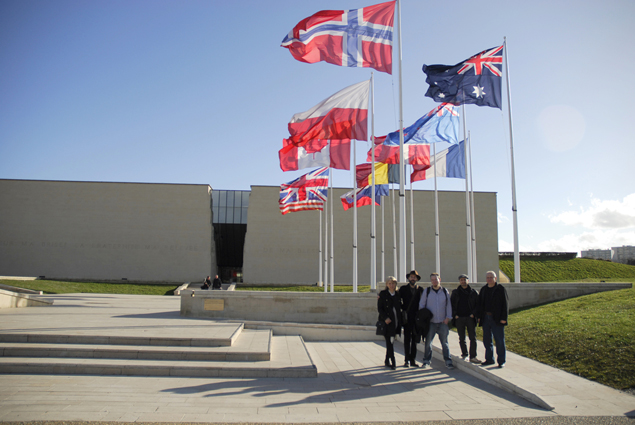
[{"x1": 0, "y1": 294, "x2": 633, "y2": 423}]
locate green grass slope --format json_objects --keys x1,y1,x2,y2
[
  {"x1": 506, "y1": 285, "x2": 635, "y2": 390},
  {"x1": 499, "y1": 257, "x2": 635, "y2": 282},
  {"x1": 0, "y1": 279, "x2": 178, "y2": 296}
]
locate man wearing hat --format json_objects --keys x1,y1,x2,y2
[
  {"x1": 450, "y1": 274, "x2": 482, "y2": 364},
  {"x1": 399, "y1": 270, "x2": 424, "y2": 367}
]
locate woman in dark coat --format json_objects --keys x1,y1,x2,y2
[{"x1": 377, "y1": 276, "x2": 402, "y2": 369}]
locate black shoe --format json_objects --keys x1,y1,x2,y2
[
  {"x1": 498, "y1": 363, "x2": 506, "y2": 368},
  {"x1": 410, "y1": 361, "x2": 420, "y2": 368},
  {"x1": 481, "y1": 360, "x2": 495, "y2": 366},
  {"x1": 391, "y1": 364, "x2": 396, "y2": 370},
  {"x1": 403, "y1": 361, "x2": 409, "y2": 368},
  {"x1": 385, "y1": 359, "x2": 391, "y2": 367}
]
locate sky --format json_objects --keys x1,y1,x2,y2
[{"x1": 1, "y1": 0, "x2": 635, "y2": 256}]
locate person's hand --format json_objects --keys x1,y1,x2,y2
[
  {"x1": 500, "y1": 320, "x2": 506, "y2": 324},
  {"x1": 470, "y1": 314, "x2": 474, "y2": 318},
  {"x1": 455, "y1": 315, "x2": 459, "y2": 319},
  {"x1": 443, "y1": 318, "x2": 450, "y2": 325},
  {"x1": 385, "y1": 318, "x2": 392, "y2": 324}
]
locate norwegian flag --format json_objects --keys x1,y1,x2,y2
[
  {"x1": 279, "y1": 167, "x2": 329, "y2": 215},
  {"x1": 423, "y1": 45, "x2": 504, "y2": 109},
  {"x1": 281, "y1": 1, "x2": 396, "y2": 74}
]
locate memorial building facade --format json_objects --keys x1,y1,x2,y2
[{"x1": 0, "y1": 179, "x2": 499, "y2": 284}]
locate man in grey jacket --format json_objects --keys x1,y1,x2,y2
[{"x1": 418, "y1": 273, "x2": 454, "y2": 369}]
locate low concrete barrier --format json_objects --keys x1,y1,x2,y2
[
  {"x1": 180, "y1": 282, "x2": 632, "y2": 325},
  {"x1": 0, "y1": 289, "x2": 53, "y2": 308}
]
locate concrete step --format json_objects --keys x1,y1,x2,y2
[
  {"x1": 0, "y1": 335, "x2": 317, "y2": 378},
  {"x1": 0, "y1": 328, "x2": 272, "y2": 362},
  {"x1": 0, "y1": 322, "x2": 244, "y2": 347}
]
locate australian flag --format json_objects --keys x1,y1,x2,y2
[{"x1": 423, "y1": 45, "x2": 503, "y2": 109}]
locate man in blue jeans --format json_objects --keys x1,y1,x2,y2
[
  {"x1": 477, "y1": 271, "x2": 509, "y2": 368},
  {"x1": 418, "y1": 272, "x2": 454, "y2": 369}
]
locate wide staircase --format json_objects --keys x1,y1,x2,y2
[{"x1": 0, "y1": 322, "x2": 317, "y2": 378}]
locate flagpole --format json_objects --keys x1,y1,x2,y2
[
  {"x1": 370, "y1": 72, "x2": 377, "y2": 292},
  {"x1": 381, "y1": 199, "x2": 385, "y2": 284},
  {"x1": 468, "y1": 131, "x2": 478, "y2": 282},
  {"x1": 353, "y1": 140, "x2": 358, "y2": 293},
  {"x1": 409, "y1": 167, "x2": 415, "y2": 269},
  {"x1": 433, "y1": 143, "x2": 441, "y2": 273},
  {"x1": 391, "y1": 186, "x2": 398, "y2": 277},
  {"x1": 330, "y1": 168, "x2": 335, "y2": 292},
  {"x1": 324, "y1": 186, "x2": 329, "y2": 293},
  {"x1": 319, "y1": 209, "x2": 323, "y2": 288},
  {"x1": 504, "y1": 37, "x2": 521, "y2": 283},
  {"x1": 396, "y1": 0, "x2": 407, "y2": 283},
  {"x1": 461, "y1": 104, "x2": 473, "y2": 279}
]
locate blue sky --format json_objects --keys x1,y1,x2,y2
[{"x1": 1, "y1": 0, "x2": 634, "y2": 255}]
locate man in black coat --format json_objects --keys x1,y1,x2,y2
[
  {"x1": 399, "y1": 270, "x2": 424, "y2": 367},
  {"x1": 450, "y1": 274, "x2": 482, "y2": 364},
  {"x1": 212, "y1": 275, "x2": 222, "y2": 290},
  {"x1": 477, "y1": 271, "x2": 509, "y2": 368}
]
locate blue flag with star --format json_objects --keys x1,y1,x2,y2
[{"x1": 423, "y1": 45, "x2": 503, "y2": 109}]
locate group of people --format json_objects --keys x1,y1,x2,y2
[
  {"x1": 377, "y1": 270, "x2": 508, "y2": 370},
  {"x1": 201, "y1": 275, "x2": 223, "y2": 290}
]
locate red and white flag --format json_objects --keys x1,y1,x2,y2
[
  {"x1": 285, "y1": 80, "x2": 369, "y2": 147},
  {"x1": 281, "y1": 1, "x2": 395, "y2": 74},
  {"x1": 279, "y1": 139, "x2": 350, "y2": 172}
]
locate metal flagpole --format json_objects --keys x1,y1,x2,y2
[
  {"x1": 370, "y1": 72, "x2": 377, "y2": 291},
  {"x1": 504, "y1": 37, "x2": 521, "y2": 283},
  {"x1": 353, "y1": 140, "x2": 358, "y2": 293},
  {"x1": 461, "y1": 104, "x2": 473, "y2": 279},
  {"x1": 391, "y1": 186, "x2": 398, "y2": 277},
  {"x1": 409, "y1": 167, "x2": 415, "y2": 269},
  {"x1": 433, "y1": 143, "x2": 441, "y2": 273},
  {"x1": 468, "y1": 131, "x2": 478, "y2": 282},
  {"x1": 324, "y1": 186, "x2": 328, "y2": 292},
  {"x1": 397, "y1": 0, "x2": 407, "y2": 282},
  {"x1": 381, "y1": 199, "x2": 385, "y2": 284},
  {"x1": 319, "y1": 209, "x2": 323, "y2": 288},
  {"x1": 330, "y1": 168, "x2": 335, "y2": 292}
]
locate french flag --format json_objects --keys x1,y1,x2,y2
[
  {"x1": 278, "y1": 139, "x2": 351, "y2": 172},
  {"x1": 285, "y1": 80, "x2": 369, "y2": 148},
  {"x1": 281, "y1": 1, "x2": 395, "y2": 74},
  {"x1": 411, "y1": 141, "x2": 466, "y2": 182}
]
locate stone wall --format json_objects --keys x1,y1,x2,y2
[
  {"x1": 0, "y1": 179, "x2": 216, "y2": 282},
  {"x1": 180, "y1": 282, "x2": 632, "y2": 326}
]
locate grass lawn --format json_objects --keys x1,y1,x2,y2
[
  {"x1": 504, "y1": 284, "x2": 635, "y2": 391},
  {"x1": 0, "y1": 279, "x2": 178, "y2": 296}
]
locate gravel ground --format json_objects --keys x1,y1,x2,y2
[{"x1": 2, "y1": 417, "x2": 634, "y2": 425}]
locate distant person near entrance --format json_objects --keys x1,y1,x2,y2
[
  {"x1": 201, "y1": 276, "x2": 211, "y2": 290},
  {"x1": 212, "y1": 275, "x2": 222, "y2": 290}
]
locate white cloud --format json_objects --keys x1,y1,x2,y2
[
  {"x1": 550, "y1": 194, "x2": 635, "y2": 229},
  {"x1": 498, "y1": 213, "x2": 509, "y2": 224},
  {"x1": 533, "y1": 229, "x2": 635, "y2": 253}
]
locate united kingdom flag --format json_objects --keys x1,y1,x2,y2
[
  {"x1": 279, "y1": 167, "x2": 329, "y2": 215},
  {"x1": 423, "y1": 45, "x2": 504, "y2": 109}
]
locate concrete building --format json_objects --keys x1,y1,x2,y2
[
  {"x1": 0, "y1": 180, "x2": 216, "y2": 283},
  {"x1": 0, "y1": 179, "x2": 499, "y2": 284},
  {"x1": 611, "y1": 245, "x2": 635, "y2": 264},
  {"x1": 580, "y1": 249, "x2": 612, "y2": 260}
]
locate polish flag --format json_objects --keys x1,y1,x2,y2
[
  {"x1": 286, "y1": 80, "x2": 369, "y2": 147},
  {"x1": 279, "y1": 139, "x2": 351, "y2": 172}
]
